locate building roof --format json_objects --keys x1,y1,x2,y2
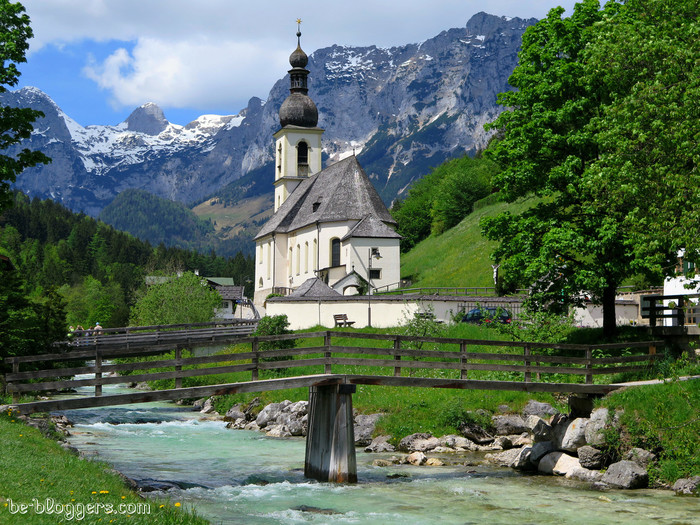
[
  {"x1": 341, "y1": 214, "x2": 402, "y2": 241},
  {"x1": 288, "y1": 277, "x2": 342, "y2": 298},
  {"x1": 255, "y1": 155, "x2": 396, "y2": 240}
]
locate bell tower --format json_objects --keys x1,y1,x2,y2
[{"x1": 273, "y1": 20, "x2": 324, "y2": 212}]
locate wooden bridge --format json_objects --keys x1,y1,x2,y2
[{"x1": 3, "y1": 326, "x2": 661, "y2": 483}]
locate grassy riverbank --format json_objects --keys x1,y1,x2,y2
[{"x1": 0, "y1": 410, "x2": 208, "y2": 525}]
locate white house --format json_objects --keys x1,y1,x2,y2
[{"x1": 253, "y1": 28, "x2": 401, "y2": 306}]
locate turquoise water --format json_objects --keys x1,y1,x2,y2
[{"x1": 59, "y1": 387, "x2": 699, "y2": 525}]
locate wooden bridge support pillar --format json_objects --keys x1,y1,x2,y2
[{"x1": 304, "y1": 383, "x2": 357, "y2": 483}]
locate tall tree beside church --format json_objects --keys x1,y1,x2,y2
[
  {"x1": 0, "y1": 0, "x2": 50, "y2": 212},
  {"x1": 481, "y1": 0, "x2": 691, "y2": 337}
]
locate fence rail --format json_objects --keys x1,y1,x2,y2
[
  {"x1": 4, "y1": 330, "x2": 662, "y2": 411},
  {"x1": 641, "y1": 293, "x2": 700, "y2": 327}
]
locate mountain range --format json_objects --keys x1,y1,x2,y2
[{"x1": 2, "y1": 12, "x2": 536, "y2": 253}]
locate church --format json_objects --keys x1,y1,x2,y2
[{"x1": 253, "y1": 26, "x2": 401, "y2": 306}]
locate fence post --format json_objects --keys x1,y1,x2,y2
[
  {"x1": 393, "y1": 336, "x2": 402, "y2": 377},
  {"x1": 649, "y1": 343, "x2": 656, "y2": 366},
  {"x1": 649, "y1": 297, "x2": 657, "y2": 327},
  {"x1": 677, "y1": 296, "x2": 686, "y2": 326},
  {"x1": 460, "y1": 341, "x2": 468, "y2": 380},
  {"x1": 324, "y1": 331, "x2": 332, "y2": 374},
  {"x1": 11, "y1": 358, "x2": 19, "y2": 403},
  {"x1": 251, "y1": 338, "x2": 259, "y2": 381},
  {"x1": 523, "y1": 344, "x2": 531, "y2": 383},
  {"x1": 175, "y1": 347, "x2": 183, "y2": 389},
  {"x1": 585, "y1": 346, "x2": 593, "y2": 385},
  {"x1": 94, "y1": 348, "x2": 102, "y2": 397}
]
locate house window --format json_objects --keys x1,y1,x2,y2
[
  {"x1": 331, "y1": 238, "x2": 341, "y2": 267},
  {"x1": 313, "y1": 239, "x2": 318, "y2": 270},
  {"x1": 296, "y1": 244, "x2": 301, "y2": 275},
  {"x1": 304, "y1": 242, "x2": 309, "y2": 273},
  {"x1": 369, "y1": 269, "x2": 381, "y2": 280},
  {"x1": 288, "y1": 247, "x2": 293, "y2": 277}
]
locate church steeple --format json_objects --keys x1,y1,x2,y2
[
  {"x1": 279, "y1": 20, "x2": 318, "y2": 128},
  {"x1": 273, "y1": 19, "x2": 324, "y2": 212}
]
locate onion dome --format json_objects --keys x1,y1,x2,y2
[{"x1": 279, "y1": 21, "x2": 318, "y2": 128}]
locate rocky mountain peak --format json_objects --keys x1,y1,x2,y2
[{"x1": 124, "y1": 102, "x2": 169, "y2": 135}]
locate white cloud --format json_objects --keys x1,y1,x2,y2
[
  {"x1": 83, "y1": 37, "x2": 289, "y2": 110},
  {"x1": 23, "y1": 0, "x2": 578, "y2": 114}
]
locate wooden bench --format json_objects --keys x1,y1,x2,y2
[
  {"x1": 333, "y1": 314, "x2": 355, "y2": 327},
  {"x1": 414, "y1": 312, "x2": 443, "y2": 323}
]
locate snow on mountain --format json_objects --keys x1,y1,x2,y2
[{"x1": 6, "y1": 12, "x2": 536, "y2": 218}]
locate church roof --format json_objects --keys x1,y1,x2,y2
[
  {"x1": 254, "y1": 155, "x2": 397, "y2": 240},
  {"x1": 289, "y1": 277, "x2": 342, "y2": 298},
  {"x1": 341, "y1": 214, "x2": 401, "y2": 241}
]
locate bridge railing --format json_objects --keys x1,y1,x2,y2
[
  {"x1": 4, "y1": 330, "x2": 662, "y2": 404},
  {"x1": 641, "y1": 293, "x2": 700, "y2": 327}
]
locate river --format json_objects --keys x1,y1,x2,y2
[{"x1": 56, "y1": 384, "x2": 698, "y2": 525}]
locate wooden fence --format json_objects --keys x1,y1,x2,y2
[
  {"x1": 641, "y1": 293, "x2": 700, "y2": 327},
  {"x1": 5, "y1": 331, "x2": 661, "y2": 409}
]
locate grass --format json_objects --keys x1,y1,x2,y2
[
  {"x1": 400, "y1": 197, "x2": 536, "y2": 287},
  {"x1": 597, "y1": 374, "x2": 700, "y2": 485},
  {"x1": 0, "y1": 409, "x2": 208, "y2": 525}
]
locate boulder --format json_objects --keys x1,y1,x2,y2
[
  {"x1": 266, "y1": 424, "x2": 291, "y2": 438},
  {"x1": 365, "y1": 435, "x2": 395, "y2": 453},
  {"x1": 525, "y1": 415, "x2": 553, "y2": 442},
  {"x1": 577, "y1": 445, "x2": 604, "y2": 470},
  {"x1": 224, "y1": 404, "x2": 246, "y2": 422},
  {"x1": 192, "y1": 398, "x2": 207, "y2": 411},
  {"x1": 406, "y1": 451, "x2": 427, "y2": 466},
  {"x1": 510, "y1": 447, "x2": 536, "y2": 471},
  {"x1": 554, "y1": 417, "x2": 589, "y2": 453},
  {"x1": 584, "y1": 408, "x2": 609, "y2": 447},
  {"x1": 255, "y1": 400, "x2": 291, "y2": 428},
  {"x1": 530, "y1": 441, "x2": 555, "y2": 464},
  {"x1": 200, "y1": 397, "x2": 218, "y2": 414},
  {"x1": 372, "y1": 459, "x2": 393, "y2": 467},
  {"x1": 538, "y1": 451, "x2": 582, "y2": 476},
  {"x1": 438, "y1": 435, "x2": 477, "y2": 451},
  {"x1": 522, "y1": 400, "x2": 559, "y2": 418},
  {"x1": 566, "y1": 467, "x2": 604, "y2": 483},
  {"x1": 600, "y1": 460, "x2": 648, "y2": 489},
  {"x1": 493, "y1": 436, "x2": 513, "y2": 450},
  {"x1": 398, "y1": 433, "x2": 439, "y2": 452},
  {"x1": 354, "y1": 413, "x2": 382, "y2": 446},
  {"x1": 458, "y1": 421, "x2": 494, "y2": 444},
  {"x1": 425, "y1": 458, "x2": 444, "y2": 466},
  {"x1": 511, "y1": 432, "x2": 533, "y2": 447},
  {"x1": 492, "y1": 415, "x2": 529, "y2": 435},
  {"x1": 485, "y1": 448, "x2": 523, "y2": 468},
  {"x1": 672, "y1": 476, "x2": 700, "y2": 496},
  {"x1": 624, "y1": 447, "x2": 656, "y2": 469}
]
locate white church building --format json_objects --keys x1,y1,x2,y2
[{"x1": 253, "y1": 27, "x2": 401, "y2": 306}]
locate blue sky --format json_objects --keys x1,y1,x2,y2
[{"x1": 18, "y1": 0, "x2": 579, "y2": 127}]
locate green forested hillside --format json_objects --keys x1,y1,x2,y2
[
  {"x1": 400, "y1": 196, "x2": 536, "y2": 288},
  {"x1": 99, "y1": 189, "x2": 216, "y2": 252},
  {"x1": 0, "y1": 192, "x2": 254, "y2": 327}
]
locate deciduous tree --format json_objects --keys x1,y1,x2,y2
[
  {"x1": 0, "y1": 0, "x2": 49, "y2": 212},
  {"x1": 481, "y1": 0, "x2": 694, "y2": 337}
]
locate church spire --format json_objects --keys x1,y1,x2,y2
[{"x1": 279, "y1": 19, "x2": 318, "y2": 128}]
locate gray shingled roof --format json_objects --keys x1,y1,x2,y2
[
  {"x1": 255, "y1": 156, "x2": 396, "y2": 240},
  {"x1": 288, "y1": 277, "x2": 342, "y2": 298},
  {"x1": 341, "y1": 214, "x2": 401, "y2": 241}
]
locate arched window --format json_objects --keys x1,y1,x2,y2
[
  {"x1": 296, "y1": 244, "x2": 301, "y2": 275},
  {"x1": 313, "y1": 239, "x2": 318, "y2": 270},
  {"x1": 258, "y1": 277, "x2": 263, "y2": 288},
  {"x1": 304, "y1": 242, "x2": 309, "y2": 273},
  {"x1": 297, "y1": 141, "x2": 309, "y2": 176},
  {"x1": 331, "y1": 238, "x2": 341, "y2": 267},
  {"x1": 288, "y1": 247, "x2": 293, "y2": 277}
]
